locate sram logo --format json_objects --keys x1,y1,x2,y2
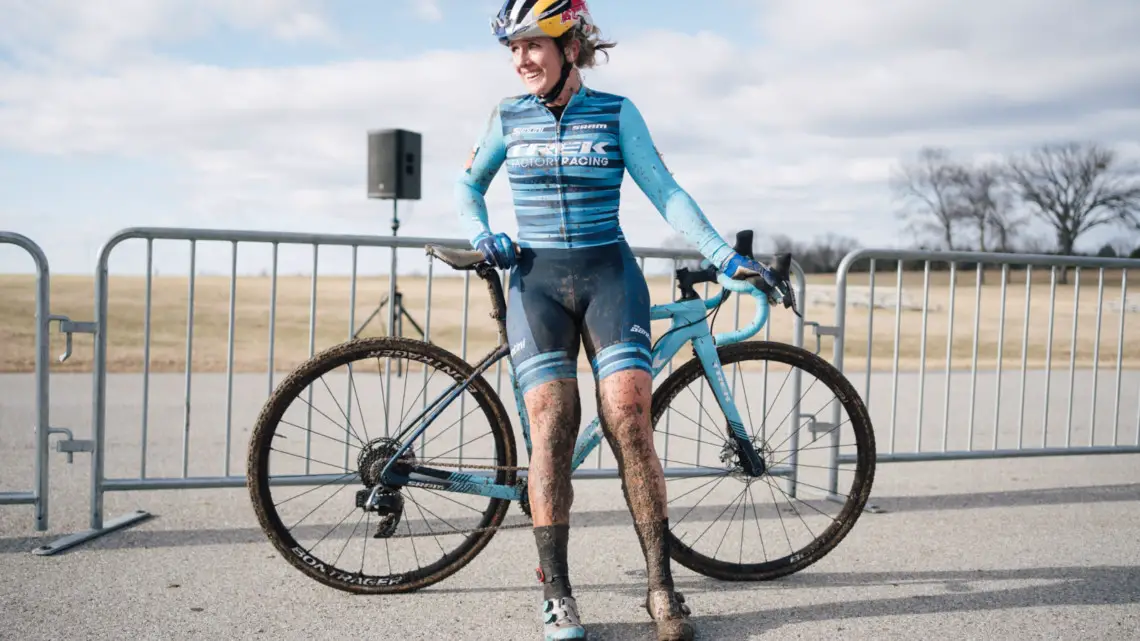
[{"x1": 508, "y1": 141, "x2": 609, "y2": 157}]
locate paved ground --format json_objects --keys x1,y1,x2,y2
[{"x1": 2, "y1": 370, "x2": 1139, "y2": 641}]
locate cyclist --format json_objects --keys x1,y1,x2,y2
[{"x1": 456, "y1": 1, "x2": 782, "y2": 639}]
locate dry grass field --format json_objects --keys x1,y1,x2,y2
[{"x1": 2, "y1": 265, "x2": 1138, "y2": 374}]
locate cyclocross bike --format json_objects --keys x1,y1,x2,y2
[{"x1": 246, "y1": 231, "x2": 876, "y2": 594}]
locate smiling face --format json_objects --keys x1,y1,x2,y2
[{"x1": 509, "y1": 36, "x2": 577, "y2": 96}]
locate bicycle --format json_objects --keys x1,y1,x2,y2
[{"x1": 246, "y1": 231, "x2": 876, "y2": 595}]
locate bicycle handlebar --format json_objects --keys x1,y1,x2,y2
[{"x1": 711, "y1": 272, "x2": 771, "y2": 345}]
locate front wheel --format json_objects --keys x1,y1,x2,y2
[{"x1": 651, "y1": 340, "x2": 876, "y2": 581}]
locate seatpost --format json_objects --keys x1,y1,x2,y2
[{"x1": 476, "y1": 263, "x2": 510, "y2": 346}]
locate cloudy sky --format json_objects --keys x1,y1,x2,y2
[{"x1": 1, "y1": 0, "x2": 1138, "y2": 275}]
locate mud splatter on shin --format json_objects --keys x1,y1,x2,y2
[
  {"x1": 525, "y1": 379, "x2": 581, "y2": 527},
  {"x1": 525, "y1": 379, "x2": 581, "y2": 600},
  {"x1": 598, "y1": 371, "x2": 674, "y2": 592}
]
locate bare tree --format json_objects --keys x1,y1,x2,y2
[
  {"x1": 1004, "y1": 142, "x2": 1140, "y2": 259},
  {"x1": 953, "y1": 162, "x2": 1024, "y2": 254},
  {"x1": 890, "y1": 147, "x2": 969, "y2": 250}
]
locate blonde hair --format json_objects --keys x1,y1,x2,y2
[{"x1": 560, "y1": 26, "x2": 617, "y2": 69}]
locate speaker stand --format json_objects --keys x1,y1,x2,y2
[{"x1": 354, "y1": 200, "x2": 427, "y2": 355}]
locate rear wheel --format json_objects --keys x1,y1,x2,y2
[
  {"x1": 651, "y1": 341, "x2": 876, "y2": 581},
  {"x1": 247, "y1": 337, "x2": 518, "y2": 594}
]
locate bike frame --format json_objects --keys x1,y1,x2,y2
[{"x1": 378, "y1": 268, "x2": 773, "y2": 502}]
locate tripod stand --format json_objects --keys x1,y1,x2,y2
[{"x1": 354, "y1": 199, "x2": 426, "y2": 348}]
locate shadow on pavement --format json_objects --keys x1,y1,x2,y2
[
  {"x1": 573, "y1": 565, "x2": 1140, "y2": 640},
  {"x1": 2, "y1": 482, "x2": 1137, "y2": 555}
]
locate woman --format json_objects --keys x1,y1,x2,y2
[{"x1": 455, "y1": 2, "x2": 777, "y2": 639}]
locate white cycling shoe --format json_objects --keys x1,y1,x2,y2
[{"x1": 542, "y1": 595, "x2": 587, "y2": 640}]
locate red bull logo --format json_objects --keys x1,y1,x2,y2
[{"x1": 560, "y1": 0, "x2": 588, "y2": 24}]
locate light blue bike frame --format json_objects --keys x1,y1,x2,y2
[{"x1": 381, "y1": 273, "x2": 771, "y2": 502}]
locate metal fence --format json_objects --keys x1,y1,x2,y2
[
  {"x1": 11, "y1": 226, "x2": 1138, "y2": 554},
  {"x1": 29, "y1": 226, "x2": 804, "y2": 554},
  {"x1": 0, "y1": 232, "x2": 97, "y2": 534},
  {"x1": 823, "y1": 248, "x2": 1140, "y2": 496},
  {"x1": 0, "y1": 232, "x2": 52, "y2": 531}
]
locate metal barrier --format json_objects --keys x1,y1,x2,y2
[
  {"x1": 0, "y1": 232, "x2": 52, "y2": 530},
  {"x1": 0, "y1": 232, "x2": 97, "y2": 534},
  {"x1": 32, "y1": 226, "x2": 806, "y2": 554},
  {"x1": 824, "y1": 248, "x2": 1140, "y2": 496}
]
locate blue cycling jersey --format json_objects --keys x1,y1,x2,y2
[{"x1": 456, "y1": 84, "x2": 735, "y2": 269}]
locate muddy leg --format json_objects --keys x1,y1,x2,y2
[
  {"x1": 598, "y1": 368, "x2": 694, "y2": 641},
  {"x1": 525, "y1": 378, "x2": 581, "y2": 601}
]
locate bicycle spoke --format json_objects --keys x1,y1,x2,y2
[
  {"x1": 667, "y1": 474, "x2": 726, "y2": 505},
  {"x1": 272, "y1": 472, "x2": 356, "y2": 509},
  {"x1": 348, "y1": 365, "x2": 372, "y2": 444},
  {"x1": 735, "y1": 362, "x2": 758, "y2": 439},
  {"x1": 278, "y1": 418, "x2": 361, "y2": 452},
  {"x1": 759, "y1": 366, "x2": 794, "y2": 427},
  {"x1": 403, "y1": 489, "x2": 450, "y2": 557},
  {"x1": 311, "y1": 499, "x2": 361, "y2": 554},
  {"x1": 359, "y1": 512, "x2": 371, "y2": 575},
  {"x1": 686, "y1": 383, "x2": 728, "y2": 437},
  {"x1": 687, "y1": 485, "x2": 748, "y2": 549},
  {"x1": 746, "y1": 483, "x2": 769, "y2": 562},
  {"x1": 764, "y1": 476, "x2": 795, "y2": 555},
  {"x1": 319, "y1": 374, "x2": 366, "y2": 447},
  {"x1": 375, "y1": 357, "x2": 391, "y2": 435},
  {"x1": 397, "y1": 367, "x2": 440, "y2": 432},
  {"x1": 762, "y1": 476, "x2": 817, "y2": 542},
  {"x1": 671, "y1": 475, "x2": 728, "y2": 529},
  {"x1": 292, "y1": 395, "x2": 367, "y2": 449},
  {"x1": 418, "y1": 404, "x2": 485, "y2": 456},
  {"x1": 270, "y1": 446, "x2": 353, "y2": 474},
  {"x1": 763, "y1": 476, "x2": 837, "y2": 527},
  {"x1": 426, "y1": 429, "x2": 493, "y2": 463},
  {"x1": 288, "y1": 481, "x2": 352, "y2": 532},
  {"x1": 775, "y1": 476, "x2": 851, "y2": 501},
  {"x1": 712, "y1": 486, "x2": 748, "y2": 559},
  {"x1": 738, "y1": 484, "x2": 746, "y2": 565},
  {"x1": 666, "y1": 471, "x2": 726, "y2": 482},
  {"x1": 764, "y1": 377, "x2": 822, "y2": 455},
  {"x1": 770, "y1": 420, "x2": 852, "y2": 469},
  {"x1": 663, "y1": 403, "x2": 730, "y2": 449}
]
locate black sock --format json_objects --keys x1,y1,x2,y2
[
  {"x1": 534, "y1": 524, "x2": 572, "y2": 600},
  {"x1": 634, "y1": 518, "x2": 674, "y2": 592}
]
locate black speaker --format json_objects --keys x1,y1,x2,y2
[{"x1": 367, "y1": 129, "x2": 422, "y2": 200}]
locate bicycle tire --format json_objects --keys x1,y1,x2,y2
[
  {"x1": 247, "y1": 336, "x2": 518, "y2": 594},
  {"x1": 651, "y1": 340, "x2": 876, "y2": 581}
]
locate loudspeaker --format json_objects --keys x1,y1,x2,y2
[{"x1": 367, "y1": 129, "x2": 422, "y2": 200}]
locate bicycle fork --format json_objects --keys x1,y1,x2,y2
[{"x1": 691, "y1": 335, "x2": 767, "y2": 478}]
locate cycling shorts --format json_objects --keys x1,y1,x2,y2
[{"x1": 506, "y1": 242, "x2": 653, "y2": 395}]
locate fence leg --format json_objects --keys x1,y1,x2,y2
[{"x1": 33, "y1": 253, "x2": 151, "y2": 556}]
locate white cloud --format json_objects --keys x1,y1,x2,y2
[
  {"x1": 1, "y1": 0, "x2": 1139, "y2": 276},
  {"x1": 413, "y1": 0, "x2": 444, "y2": 22},
  {"x1": 0, "y1": 0, "x2": 335, "y2": 67}
]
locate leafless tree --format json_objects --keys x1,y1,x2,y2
[
  {"x1": 1004, "y1": 142, "x2": 1140, "y2": 280},
  {"x1": 953, "y1": 162, "x2": 1024, "y2": 254},
  {"x1": 890, "y1": 147, "x2": 969, "y2": 251}
]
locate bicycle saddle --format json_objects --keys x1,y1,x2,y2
[{"x1": 425, "y1": 244, "x2": 486, "y2": 270}]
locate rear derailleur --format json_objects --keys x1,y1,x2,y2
[{"x1": 355, "y1": 437, "x2": 413, "y2": 539}]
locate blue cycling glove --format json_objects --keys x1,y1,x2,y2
[
  {"x1": 721, "y1": 252, "x2": 776, "y2": 287},
  {"x1": 473, "y1": 232, "x2": 517, "y2": 269}
]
